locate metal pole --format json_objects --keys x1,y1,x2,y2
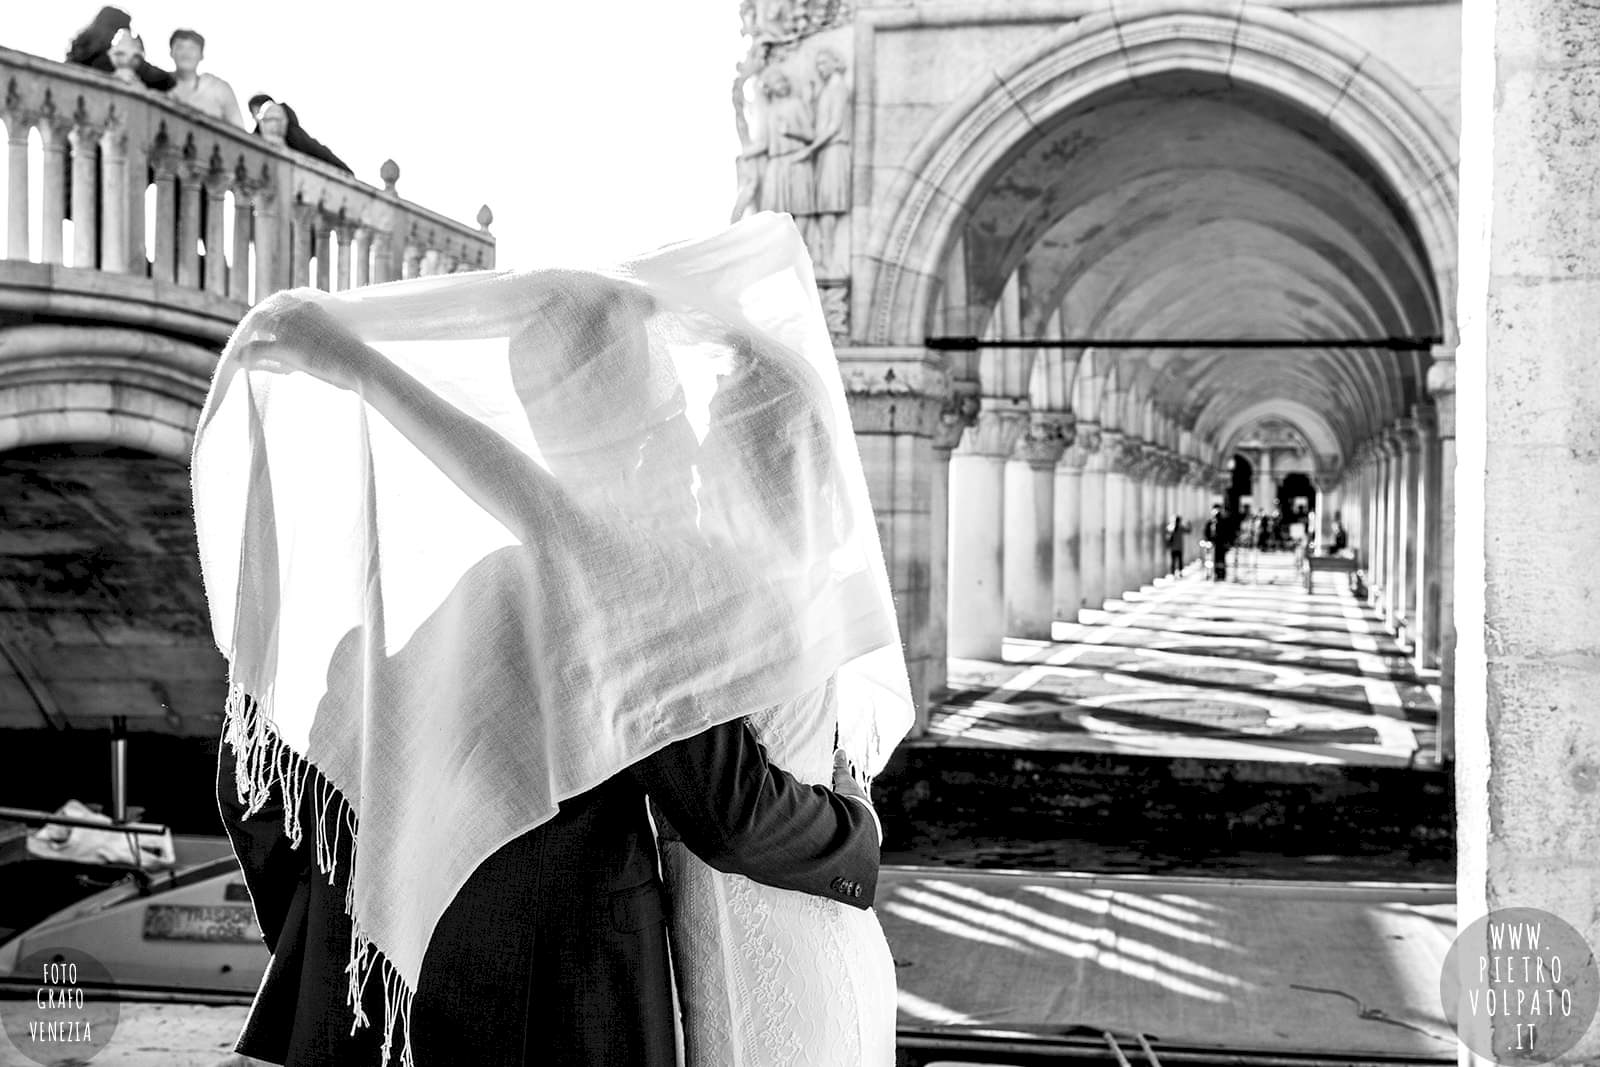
[
  {"x1": 924, "y1": 336, "x2": 1441, "y2": 352},
  {"x1": 110, "y1": 714, "x2": 128, "y2": 823}
]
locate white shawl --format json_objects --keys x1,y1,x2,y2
[{"x1": 190, "y1": 213, "x2": 913, "y2": 1064}]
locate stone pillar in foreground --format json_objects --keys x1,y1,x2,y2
[
  {"x1": 1427, "y1": 350, "x2": 1457, "y2": 755},
  {"x1": 948, "y1": 405, "x2": 1028, "y2": 660},
  {"x1": 839, "y1": 348, "x2": 950, "y2": 731},
  {"x1": 1459, "y1": 4, "x2": 1600, "y2": 1057},
  {"x1": 927, "y1": 384, "x2": 978, "y2": 700},
  {"x1": 1411, "y1": 405, "x2": 1439, "y2": 671},
  {"x1": 1003, "y1": 413, "x2": 1071, "y2": 639},
  {"x1": 1395, "y1": 419, "x2": 1420, "y2": 641}
]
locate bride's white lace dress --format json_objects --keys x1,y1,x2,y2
[{"x1": 660, "y1": 680, "x2": 897, "y2": 1066}]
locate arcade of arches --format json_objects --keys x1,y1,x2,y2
[{"x1": 770, "y1": 5, "x2": 1461, "y2": 748}]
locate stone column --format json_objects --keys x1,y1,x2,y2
[
  {"x1": 949, "y1": 404, "x2": 1029, "y2": 660},
  {"x1": 1139, "y1": 448, "x2": 1160, "y2": 585},
  {"x1": 371, "y1": 231, "x2": 394, "y2": 285},
  {"x1": 1101, "y1": 429, "x2": 1127, "y2": 601},
  {"x1": 98, "y1": 126, "x2": 129, "y2": 275},
  {"x1": 927, "y1": 384, "x2": 978, "y2": 699},
  {"x1": 177, "y1": 158, "x2": 204, "y2": 288},
  {"x1": 1054, "y1": 432, "x2": 1087, "y2": 618},
  {"x1": 292, "y1": 204, "x2": 316, "y2": 289},
  {"x1": 203, "y1": 168, "x2": 229, "y2": 296},
  {"x1": 1119, "y1": 440, "x2": 1144, "y2": 593},
  {"x1": 39, "y1": 125, "x2": 66, "y2": 267},
  {"x1": 5, "y1": 120, "x2": 27, "y2": 261},
  {"x1": 1255, "y1": 448, "x2": 1275, "y2": 514},
  {"x1": 1411, "y1": 406, "x2": 1439, "y2": 671},
  {"x1": 1076, "y1": 424, "x2": 1107, "y2": 615},
  {"x1": 1361, "y1": 448, "x2": 1378, "y2": 581},
  {"x1": 229, "y1": 190, "x2": 254, "y2": 302},
  {"x1": 1385, "y1": 431, "x2": 1406, "y2": 626},
  {"x1": 314, "y1": 223, "x2": 333, "y2": 291},
  {"x1": 1427, "y1": 352, "x2": 1457, "y2": 756},
  {"x1": 839, "y1": 348, "x2": 953, "y2": 730},
  {"x1": 1372, "y1": 437, "x2": 1393, "y2": 613},
  {"x1": 351, "y1": 227, "x2": 372, "y2": 290},
  {"x1": 1394, "y1": 418, "x2": 1419, "y2": 638},
  {"x1": 1459, "y1": 5, "x2": 1600, "y2": 1051},
  {"x1": 1004, "y1": 413, "x2": 1071, "y2": 639},
  {"x1": 68, "y1": 121, "x2": 100, "y2": 270}
]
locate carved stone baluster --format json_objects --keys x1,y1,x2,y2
[
  {"x1": 401, "y1": 236, "x2": 421, "y2": 280},
  {"x1": 251, "y1": 186, "x2": 281, "y2": 300},
  {"x1": 334, "y1": 222, "x2": 352, "y2": 292},
  {"x1": 203, "y1": 149, "x2": 229, "y2": 295},
  {"x1": 370, "y1": 230, "x2": 392, "y2": 284},
  {"x1": 5, "y1": 117, "x2": 27, "y2": 260},
  {"x1": 229, "y1": 162, "x2": 253, "y2": 302},
  {"x1": 38, "y1": 121, "x2": 67, "y2": 266},
  {"x1": 177, "y1": 138, "x2": 204, "y2": 288},
  {"x1": 98, "y1": 118, "x2": 129, "y2": 274},
  {"x1": 350, "y1": 226, "x2": 371, "y2": 289},
  {"x1": 150, "y1": 130, "x2": 180, "y2": 283},
  {"x1": 68, "y1": 107, "x2": 101, "y2": 270},
  {"x1": 314, "y1": 219, "x2": 332, "y2": 291},
  {"x1": 291, "y1": 203, "x2": 316, "y2": 289}
]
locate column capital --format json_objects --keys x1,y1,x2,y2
[
  {"x1": 1062, "y1": 420, "x2": 1102, "y2": 470},
  {"x1": 1013, "y1": 411, "x2": 1074, "y2": 469},
  {"x1": 1393, "y1": 417, "x2": 1420, "y2": 454},
  {"x1": 1099, "y1": 429, "x2": 1127, "y2": 474},
  {"x1": 955, "y1": 403, "x2": 1030, "y2": 459},
  {"x1": 1425, "y1": 347, "x2": 1456, "y2": 398},
  {"x1": 1411, "y1": 403, "x2": 1439, "y2": 441},
  {"x1": 838, "y1": 348, "x2": 953, "y2": 438},
  {"x1": 934, "y1": 383, "x2": 981, "y2": 451}
]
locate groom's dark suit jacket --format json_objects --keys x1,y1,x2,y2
[{"x1": 218, "y1": 717, "x2": 880, "y2": 1066}]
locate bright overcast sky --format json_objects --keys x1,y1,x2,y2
[{"x1": 5, "y1": 4, "x2": 748, "y2": 271}]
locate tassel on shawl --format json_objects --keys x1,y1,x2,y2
[{"x1": 223, "y1": 683, "x2": 417, "y2": 1067}]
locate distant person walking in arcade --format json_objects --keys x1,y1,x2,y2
[
  {"x1": 1165, "y1": 513, "x2": 1189, "y2": 577},
  {"x1": 1203, "y1": 504, "x2": 1235, "y2": 582}
]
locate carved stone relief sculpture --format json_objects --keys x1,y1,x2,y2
[{"x1": 734, "y1": 7, "x2": 855, "y2": 337}]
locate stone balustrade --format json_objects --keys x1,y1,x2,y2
[{"x1": 0, "y1": 46, "x2": 492, "y2": 344}]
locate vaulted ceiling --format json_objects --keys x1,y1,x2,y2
[{"x1": 944, "y1": 71, "x2": 1441, "y2": 471}]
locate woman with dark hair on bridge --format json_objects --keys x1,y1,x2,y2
[
  {"x1": 66, "y1": 6, "x2": 175, "y2": 91},
  {"x1": 247, "y1": 93, "x2": 354, "y2": 175}
]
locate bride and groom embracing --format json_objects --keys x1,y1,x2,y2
[{"x1": 192, "y1": 214, "x2": 914, "y2": 1066}]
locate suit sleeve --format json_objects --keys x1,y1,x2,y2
[
  {"x1": 632, "y1": 717, "x2": 880, "y2": 909},
  {"x1": 215, "y1": 730, "x2": 309, "y2": 953}
]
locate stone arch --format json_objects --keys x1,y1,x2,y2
[
  {"x1": 859, "y1": 2, "x2": 1457, "y2": 350},
  {"x1": 0, "y1": 325, "x2": 214, "y2": 462},
  {"x1": 1215, "y1": 399, "x2": 1342, "y2": 462}
]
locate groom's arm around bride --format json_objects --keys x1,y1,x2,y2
[{"x1": 217, "y1": 712, "x2": 881, "y2": 1067}]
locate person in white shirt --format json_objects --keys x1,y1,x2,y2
[{"x1": 167, "y1": 29, "x2": 245, "y2": 128}]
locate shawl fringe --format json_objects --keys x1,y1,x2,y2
[{"x1": 224, "y1": 684, "x2": 416, "y2": 1067}]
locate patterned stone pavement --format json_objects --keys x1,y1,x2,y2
[{"x1": 927, "y1": 553, "x2": 1439, "y2": 769}]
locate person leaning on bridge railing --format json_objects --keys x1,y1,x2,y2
[
  {"x1": 66, "y1": 5, "x2": 175, "y2": 91},
  {"x1": 247, "y1": 93, "x2": 353, "y2": 175},
  {"x1": 166, "y1": 28, "x2": 246, "y2": 129}
]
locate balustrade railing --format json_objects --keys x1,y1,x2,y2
[{"x1": 0, "y1": 45, "x2": 493, "y2": 319}]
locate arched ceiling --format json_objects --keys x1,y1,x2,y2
[{"x1": 947, "y1": 71, "x2": 1440, "y2": 468}]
